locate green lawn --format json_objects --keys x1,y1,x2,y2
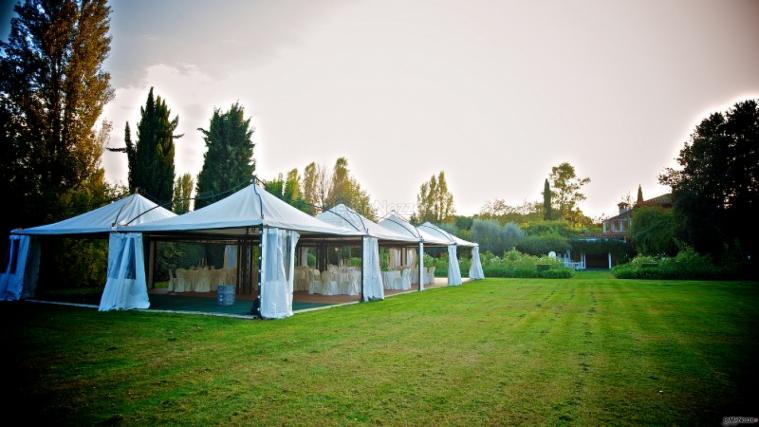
[{"x1": 2, "y1": 273, "x2": 758, "y2": 425}]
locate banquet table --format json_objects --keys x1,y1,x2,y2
[
  {"x1": 382, "y1": 270, "x2": 404, "y2": 290},
  {"x1": 170, "y1": 267, "x2": 231, "y2": 292},
  {"x1": 308, "y1": 266, "x2": 360, "y2": 295},
  {"x1": 295, "y1": 266, "x2": 320, "y2": 292}
]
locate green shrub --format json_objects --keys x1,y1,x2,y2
[
  {"x1": 428, "y1": 249, "x2": 575, "y2": 279},
  {"x1": 612, "y1": 248, "x2": 747, "y2": 280},
  {"x1": 630, "y1": 207, "x2": 679, "y2": 256},
  {"x1": 484, "y1": 249, "x2": 574, "y2": 279}
]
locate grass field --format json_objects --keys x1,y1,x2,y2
[{"x1": 2, "y1": 272, "x2": 757, "y2": 425}]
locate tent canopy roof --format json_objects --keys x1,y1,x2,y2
[
  {"x1": 317, "y1": 204, "x2": 418, "y2": 243},
  {"x1": 419, "y1": 222, "x2": 477, "y2": 247},
  {"x1": 126, "y1": 184, "x2": 362, "y2": 237},
  {"x1": 13, "y1": 194, "x2": 175, "y2": 236},
  {"x1": 377, "y1": 212, "x2": 449, "y2": 246}
]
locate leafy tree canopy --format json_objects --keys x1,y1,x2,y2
[
  {"x1": 324, "y1": 157, "x2": 376, "y2": 220},
  {"x1": 0, "y1": 0, "x2": 114, "y2": 229},
  {"x1": 416, "y1": 171, "x2": 455, "y2": 223},
  {"x1": 630, "y1": 206, "x2": 679, "y2": 256},
  {"x1": 549, "y1": 162, "x2": 591, "y2": 226},
  {"x1": 173, "y1": 173, "x2": 194, "y2": 214},
  {"x1": 195, "y1": 102, "x2": 254, "y2": 209},
  {"x1": 660, "y1": 99, "x2": 759, "y2": 259}
]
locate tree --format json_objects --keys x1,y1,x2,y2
[
  {"x1": 416, "y1": 171, "x2": 455, "y2": 223},
  {"x1": 285, "y1": 169, "x2": 301, "y2": 202},
  {"x1": 119, "y1": 87, "x2": 181, "y2": 205},
  {"x1": 173, "y1": 173, "x2": 194, "y2": 214},
  {"x1": 660, "y1": 99, "x2": 759, "y2": 259},
  {"x1": 324, "y1": 157, "x2": 375, "y2": 219},
  {"x1": 630, "y1": 206, "x2": 678, "y2": 256},
  {"x1": 479, "y1": 200, "x2": 544, "y2": 225},
  {"x1": 542, "y1": 179, "x2": 553, "y2": 220},
  {"x1": 195, "y1": 102, "x2": 255, "y2": 208},
  {"x1": 471, "y1": 219, "x2": 524, "y2": 255},
  {"x1": 636, "y1": 185, "x2": 644, "y2": 206},
  {"x1": 548, "y1": 162, "x2": 591, "y2": 225},
  {"x1": 0, "y1": 0, "x2": 114, "y2": 230},
  {"x1": 264, "y1": 171, "x2": 308, "y2": 212},
  {"x1": 302, "y1": 162, "x2": 321, "y2": 213}
]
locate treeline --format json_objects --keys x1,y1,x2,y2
[
  {"x1": 428, "y1": 162, "x2": 599, "y2": 258},
  {"x1": 615, "y1": 99, "x2": 759, "y2": 278},
  {"x1": 0, "y1": 0, "x2": 123, "y2": 287}
]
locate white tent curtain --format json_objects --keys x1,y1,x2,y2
[
  {"x1": 387, "y1": 248, "x2": 402, "y2": 269},
  {"x1": 0, "y1": 234, "x2": 39, "y2": 301},
  {"x1": 99, "y1": 233, "x2": 150, "y2": 311},
  {"x1": 469, "y1": 245, "x2": 485, "y2": 280},
  {"x1": 418, "y1": 242, "x2": 425, "y2": 291},
  {"x1": 260, "y1": 227, "x2": 300, "y2": 319},
  {"x1": 299, "y1": 247, "x2": 309, "y2": 267},
  {"x1": 447, "y1": 245, "x2": 463, "y2": 286},
  {"x1": 405, "y1": 249, "x2": 416, "y2": 268},
  {"x1": 362, "y1": 236, "x2": 384, "y2": 301},
  {"x1": 223, "y1": 245, "x2": 238, "y2": 269}
]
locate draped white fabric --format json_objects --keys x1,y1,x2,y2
[
  {"x1": 260, "y1": 227, "x2": 300, "y2": 319},
  {"x1": 469, "y1": 245, "x2": 485, "y2": 279},
  {"x1": 447, "y1": 245, "x2": 463, "y2": 286},
  {"x1": 0, "y1": 234, "x2": 39, "y2": 301},
  {"x1": 362, "y1": 236, "x2": 384, "y2": 301},
  {"x1": 99, "y1": 233, "x2": 150, "y2": 311},
  {"x1": 223, "y1": 245, "x2": 237, "y2": 269},
  {"x1": 299, "y1": 247, "x2": 309, "y2": 267},
  {"x1": 387, "y1": 248, "x2": 403, "y2": 269},
  {"x1": 418, "y1": 242, "x2": 425, "y2": 290}
]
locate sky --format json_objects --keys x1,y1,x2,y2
[{"x1": 3, "y1": 0, "x2": 759, "y2": 218}]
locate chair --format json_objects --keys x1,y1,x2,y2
[
  {"x1": 400, "y1": 268, "x2": 412, "y2": 290},
  {"x1": 167, "y1": 270, "x2": 176, "y2": 292},
  {"x1": 210, "y1": 268, "x2": 226, "y2": 291},
  {"x1": 194, "y1": 267, "x2": 211, "y2": 293},
  {"x1": 174, "y1": 268, "x2": 189, "y2": 292}
]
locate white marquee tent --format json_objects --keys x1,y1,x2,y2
[
  {"x1": 126, "y1": 184, "x2": 363, "y2": 318},
  {"x1": 377, "y1": 213, "x2": 466, "y2": 287},
  {"x1": 0, "y1": 194, "x2": 175, "y2": 302},
  {"x1": 316, "y1": 204, "x2": 419, "y2": 301},
  {"x1": 419, "y1": 222, "x2": 485, "y2": 281},
  {"x1": 2, "y1": 185, "x2": 484, "y2": 319}
]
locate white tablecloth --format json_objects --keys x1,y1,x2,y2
[
  {"x1": 308, "y1": 266, "x2": 360, "y2": 295},
  {"x1": 382, "y1": 270, "x2": 403, "y2": 290},
  {"x1": 295, "y1": 266, "x2": 320, "y2": 292},
  {"x1": 170, "y1": 267, "x2": 232, "y2": 292}
]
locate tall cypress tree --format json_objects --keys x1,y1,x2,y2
[
  {"x1": 195, "y1": 102, "x2": 255, "y2": 208},
  {"x1": 636, "y1": 185, "x2": 644, "y2": 206},
  {"x1": 543, "y1": 179, "x2": 553, "y2": 220},
  {"x1": 131, "y1": 87, "x2": 180, "y2": 204}
]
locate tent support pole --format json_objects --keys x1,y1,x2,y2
[
  {"x1": 147, "y1": 238, "x2": 156, "y2": 289},
  {"x1": 360, "y1": 237, "x2": 365, "y2": 302},
  {"x1": 419, "y1": 242, "x2": 424, "y2": 292}
]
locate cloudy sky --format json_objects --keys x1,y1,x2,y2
[{"x1": 3, "y1": 0, "x2": 759, "y2": 218}]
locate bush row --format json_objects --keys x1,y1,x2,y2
[
  {"x1": 612, "y1": 248, "x2": 754, "y2": 280},
  {"x1": 434, "y1": 249, "x2": 574, "y2": 279}
]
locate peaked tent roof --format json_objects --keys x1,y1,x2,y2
[
  {"x1": 14, "y1": 194, "x2": 176, "y2": 236},
  {"x1": 126, "y1": 184, "x2": 362, "y2": 236},
  {"x1": 317, "y1": 204, "x2": 418, "y2": 243},
  {"x1": 419, "y1": 222, "x2": 477, "y2": 247},
  {"x1": 377, "y1": 212, "x2": 450, "y2": 246}
]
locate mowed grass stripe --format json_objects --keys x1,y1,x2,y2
[{"x1": 1, "y1": 274, "x2": 757, "y2": 425}]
